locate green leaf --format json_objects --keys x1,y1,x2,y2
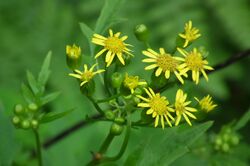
[
  {"x1": 233, "y1": 107, "x2": 250, "y2": 131},
  {"x1": 79, "y1": 22, "x2": 95, "y2": 56},
  {"x1": 38, "y1": 51, "x2": 52, "y2": 88},
  {"x1": 40, "y1": 108, "x2": 75, "y2": 123},
  {"x1": 21, "y1": 83, "x2": 34, "y2": 103},
  {"x1": 95, "y1": 0, "x2": 125, "y2": 33},
  {"x1": 26, "y1": 70, "x2": 39, "y2": 94},
  {"x1": 41, "y1": 91, "x2": 61, "y2": 106},
  {"x1": 124, "y1": 121, "x2": 213, "y2": 166}
]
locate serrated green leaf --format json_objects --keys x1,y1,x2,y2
[
  {"x1": 124, "y1": 121, "x2": 213, "y2": 166},
  {"x1": 21, "y1": 83, "x2": 34, "y2": 103},
  {"x1": 40, "y1": 108, "x2": 75, "y2": 124},
  {"x1": 26, "y1": 70, "x2": 39, "y2": 95},
  {"x1": 79, "y1": 22, "x2": 95, "y2": 56},
  {"x1": 95, "y1": 0, "x2": 125, "y2": 33},
  {"x1": 41, "y1": 91, "x2": 61, "y2": 106},
  {"x1": 38, "y1": 51, "x2": 52, "y2": 88},
  {"x1": 233, "y1": 107, "x2": 250, "y2": 131}
]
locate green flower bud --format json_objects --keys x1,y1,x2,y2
[
  {"x1": 28, "y1": 103, "x2": 38, "y2": 112},
  {"x1": 134, "y1": 88, "x2": 143, "y2": 95},
  {"x1": 134, "y1": 24, "x2": 149, "y2": 42},
  {"x1": 110, "y1": 123, "x2": 123, "y2": 136},
  {"x1": 105, "y1": 110, "x2": 115, "y2": 120},
  {"x1": 114, "y1": 117, "x2": 125, "y2": 125},
  {"x1": 230, "y1": 135, "x2": 239, "y2": 146},
  {"x1": 66, "y1": 44, "x2": 82, "y2": 70},
  {"x1": 221, "y1": 143, "x2": 230, "y2": 152},
  {"x1": 80, "y1": 80, "x2": 95, "y2": 97},
  {"x1": 222, "y1": 133, "x2": 230, "y2": 142},
  {"x1": 12, "y1": 116, "x2": 21, "y2": 126},
  {"x1": 14, "y1": 104, "x2": 24, "y2": 115},
  {"x1": 215, "y1": 136, "x2": 222, "y2": 146},
  {"x1": 111, "y1": 72, "x2": 123, "y2": 89},
  {"x1": 133, "y1": 96, "x2": 141, "y2": 104},
  {"x1": 31, "y1": 120, "x2": 39, "y2": 129},
  {"x1": 21, "y1": 120, "x2": 31, "y2": 129}
]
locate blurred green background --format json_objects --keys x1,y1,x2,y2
[{"x1": 0, "y1": 0, "x2": 250, "y2": 165}]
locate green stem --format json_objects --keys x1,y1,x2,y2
[
  {"x1": 103, "y1": 121, "x2": 131, "y2": 162},
  {"x1": 34, "y1": 129, "x2": 43, "y2": 166},
  {"x1": 144, "y1": 41, "x2": 151, "y2": 48},
  {"x1": 97, "y1": 93, "x2": 121, "y2": 103},
  {"x1": 99, "y1": 132, "x2": 115, "y2": 154},
  {"x1": 104, "y1": 66, "x2": 112, "y2": 96},
  {"x1": 87, "y1": 96, "x2": 104, "y2": 115}
]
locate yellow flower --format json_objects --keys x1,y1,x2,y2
[
  {"x1": 179, "y1": 20, "x2": 201, "y2": 48},
  {"x1": 137, "y1": 87, "x2": 175, "y2": 128},
  {"x1": 175, "y1": 89, "x2": 197, "y2": 126},
  {"x1": 177, "y1": 48, "x2": 214, "y2": 84},
  {"x1": 123, "y1": 73, "x2": 147, "y2": 94},
  {"x1": 195, "y1": 95, "x2": 217, "y2": 113},
  {"x1": 92, "y1": 29, "x2": 133, "y2": 67},
  {"x1": 66, "y1": 44, "x2": 81, "y2": 58},
  {"x1": 142, "y1": 48, "x2": 186, "y2": 84},
  {"x1": 69, "y1": 64, "x2": 105, "y2": 86}
]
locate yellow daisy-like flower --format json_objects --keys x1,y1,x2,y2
[
  {"x1": 92, "y1": 29, "x2": 133, "y2": 67},
  {"x1": 137, "y1": 87, "x2": 175, "y2": 128},
  {"x1": 142, "y1": 48, "x2": 185, "y2": 84},
  {"x1": 195, "y1": 95, "x2": 217, "y2": 113},
  {"x1": 69, "y1": 64, "x2": 105, "y2": 86},
  {"x1": 123, "y1": 73, "x2": 147, "y2": 94},
  {"x1": 175, "y1": 89, "x2": 197, "y2": 126},
  {"x1": 179, "y1": 20, "x2": 201, "y2": 48},
  {"x1": 66, "y1": 44, "x2": 81, "y2": 58},
  {"x1": 177, "y1": 48, "x2": 214, "y2": 84}
]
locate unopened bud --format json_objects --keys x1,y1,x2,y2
[
  {"x1": 66, "y1": 44, "x2": 82, "y2": 70},
  {"x1": 134, "y1": 24, "x2": 149, "y2": 42},
  {"x1": 110, "y1": 123, "x2": 123, "y2": 136},
  {"x1": 21, "y1": 120, "x2": 31, "y2": 129},
  {"x1": 111, "y1": 72, "x2": 123, "y2": 89},
  {"x1": 14, "y1": 104, "x2": 24, "y2": 114},
  {"x1": 28, "y1": 103, "x2": 38, "y2": 112}
]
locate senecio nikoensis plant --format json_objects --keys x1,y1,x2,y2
[{"x1": 16, "y1": 1, "x2": 250, "y2": 165}]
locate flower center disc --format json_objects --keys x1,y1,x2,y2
[
  {"x1": 185, "y1": 53, "x2": 203, "y2": 71},
  {"x1": 124, "y1": 76, "x2": 139, "y2": 90},
  {"x1": 150, "y1": 95, "x2": 168, "y2": 115},
  {"x1": 82, "y1": 71, "x2": 94, "y2": 81},
  {"x1": 105, "y1": 37, "x2": 125, "y2": 53},
  {"x1": 157, "y1": 54, "x2": 178, "y2": 71}
]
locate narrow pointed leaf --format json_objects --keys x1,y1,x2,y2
[
  {"x1": 95, "y1": 0, "x2": 125, "y2": 33},
  {"x1": 40, "y1": 108, "x2": 75, "y2": 123},
  {"x1": 79, "y1": 23, "x2": 94, "y2": 56},
  {"x1": 233, "y1": 107, "x2": 250, "y2": 131},
  {"x1": 21, "y1": 83, "x2": 34, "y2": 103},
  {"x1": 26, "y1": 70, "x2": 39, "y2": 94},
  {"x1": 38, "y1": 51, "x2": 52, "y2": 87},
  {"x1": 41, "y1": 91, "x2": 61, "y2": 106}
]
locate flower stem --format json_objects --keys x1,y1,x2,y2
[
  {"x1": 104, "y1": 66, "x2": 112, "y2": 96},
  {"x1": 103, "y1": 120, "x2": 131, "y2": 162},
  {"x1": 34, "y1": 129, "x2": 43, "y2": 166},
  {"x1": 97, "y1": 93, "x2": 121, "y2": 103},
  {"x1": 99, "y1": 132, "x2": 115, "y2": 154},
  {"x1": 87, "y1": 96, "x2": 104, "y2": 115}
]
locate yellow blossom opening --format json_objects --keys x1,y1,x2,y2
[
  {"x1": 177, "y1": 48, "x2": 214, "y2": 84},
  {"x1": 69, "y1": 63, "x2": 105, "y2": 86},
  {"x1": 175, "y1": 89, "x2": 197, "y2": 126},
  {"x1": 137, "y1": 87, "x2": 175, "y2": 128},
  {"x1": 142, "y1": 48, "x2": 186, "y2": 84},
  {"x1": 195, "y1": 95, "x2": 217, "y2": 113},
  {"x1": 179, "y1": 20, "x2": 201, "y2": 48},
  {"x1": 92, "y1": 29, "x2": 133, "y2": 67},
  {"x1": 66, "y1": 44, "x2": 81, "y2": 58},
  {"x1": 123, "y1": 73, "x2": 147, "y2": 94}
]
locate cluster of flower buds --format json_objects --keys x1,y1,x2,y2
[
  {"x1": 12, "y1": 103, "x2": 39, "y2": 130},
  {"x1": 213, "y1": 127, "x2": 240, "y2": 153}
]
